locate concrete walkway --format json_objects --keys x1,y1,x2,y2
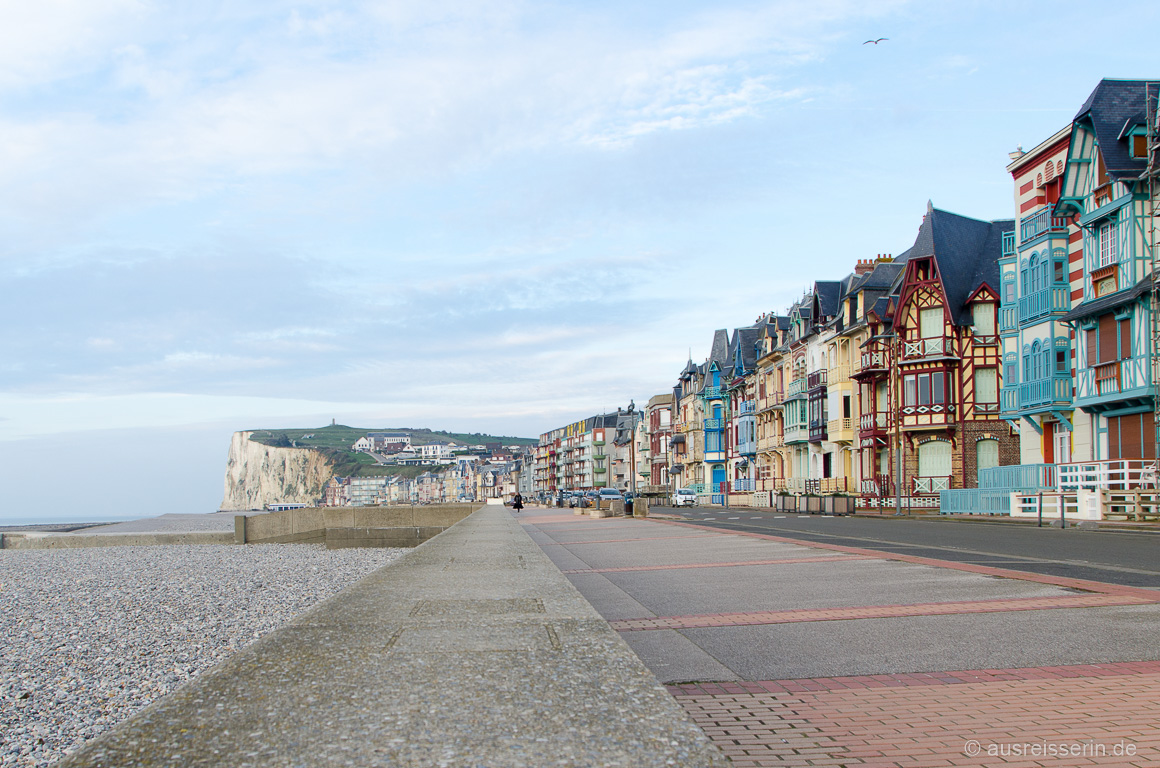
[
  {"x1": 58, "y1": 505, "x2": 727, "y2": 767},
  {"x1": 520, "y1": 507, "x2": 1160, "y2": 767}
]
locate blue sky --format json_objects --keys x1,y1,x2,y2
[{"x1": 1, "y1": 0, "x2": 1156, "y2": 522}]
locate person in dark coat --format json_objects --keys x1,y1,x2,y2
[{"x1": 511, "y1": 492, "x2": 524, "y2": 513}]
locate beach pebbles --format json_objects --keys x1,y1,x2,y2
[{"x1": 0, "y1": 543, "x2": 403, "y2": 767}]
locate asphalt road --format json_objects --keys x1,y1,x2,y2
[{"x1": 655, "y1": 506, "x2": 1160, "y2": 588}]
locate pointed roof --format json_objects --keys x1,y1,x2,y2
[
  {"x1": 1074, "y1": 79, "x2": 1159, "y2": 180},
  {"x1": 905, "y1": 208, "x2": 1013, "y2": 324},
  {"x1": 813, "y1": 281, "x2": 843, "y2": 318}
]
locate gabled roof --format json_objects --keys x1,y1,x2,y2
[
  {"x1": 904, "y1": 207, "x2": 1014, "y2": 325},
  {"x1": 730, "y1": 326, "x2": 761, "y2": 374},
  {"x1": 1074, "y1": 79, "x2": 1159, "y2": 180}
]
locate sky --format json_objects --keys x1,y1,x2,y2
[{"x1": 1, "y1": 0, "x2": 1156, "y2": 523}]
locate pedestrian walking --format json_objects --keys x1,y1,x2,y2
[{"x1": 511, "y1": 492, "x2": 524, "y2": 513}]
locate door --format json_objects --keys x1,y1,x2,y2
[
  {"x1": 712, "y1": 465, "x2": 726, "y2": 493},
  {"x1": 976, "y1": 439, "x2": 999, "y2": 485}
]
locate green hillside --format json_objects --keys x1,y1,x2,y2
[{"x1": 245, "y1": 424, "x2": 534, "y2": 478}]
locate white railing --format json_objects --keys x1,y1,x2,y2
[
  {"x1": 827, "y1": 417, "x2": 854, "y2": 435},
  {"x1": 733, "y1": 478, "x2": 757, "y2": 492},
  {"x1": 1056, "y1": 460, "x2": 1157, "y2": 492},
  {"x1": 913, "y1": 476, "x2": 951, "y2": 494},
  {"x1": 784, "y1": 477, "x2": 807, "y2": 494},
  {"x1": 1011, "y1": 491, "x2": 1100, "y2": 521},
  {"x1": 904, "y1": 338, "x2": 948, "y2": 358}
]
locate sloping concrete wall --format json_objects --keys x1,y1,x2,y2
[{"x1": 237, "y1": 504, "x2": 483, "y2": 548}]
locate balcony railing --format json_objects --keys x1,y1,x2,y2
[
  {"x1": 784, "y1": 424, "x2": 809, "y2": 443},
  {"x1": 1018, "y1": 287, "x2": 1070, "y2": 323},
  {"x1": 859, "y1": 412, "x2": 891, "y2": 431},
  {"x1": 1019, "y1": 376, "x2": 1072, "y2": 409},
  {"x1": 903, "y1": 337, "x2": 950, "y2": 359},
  {"x1": 808, "y1": 422, "x2": 827, "y2": 442},
  {"x1": 701, "y1": 385, "x2": 722, "y2": 399},
  {"x1": 732, "y1": 478, "x2": 757, "y2": 492},
  {"x1": 913, "y1": 476, "x2": 951, "y2": 494},
  {"x1": 827, "y1": 417, "x2": 854, "y2": 439},
  {"x1": 1002, "y1": 230, "x2": 1016, "y2": 257},
  {"x1": 807, "y1": 370, "x2": 828, "y2": 389},
  {"x1": 827, "y1": 364, "x2": 852, "y2": 383},
  {"x1": 1000, "y1": 306, "x2": 1018, "y2": 333},
  {"x1": 1019, "y1": 207, "x2": 1069, "y2": 245},
  {"x1": 703, "y1": 417, "x2": 724, "y2": 430},
  {"x1": 860, "y1": 351, "x2": 889, "y2": 371},
  {"x1": 1094, "y1": 360, "x2": 1121, "y2": 396},
  {"x1": 786, "y1": 379, "x2": 807, "y2": 398},
  {"x1": 1001, "y1": 386, "x2": 1018, "y2": 414},
  {"x1": 738, "y1": 400, "x2": 756, "y2": 415},
  {"x1": 804, "y1": 477, "x2": 849, "y2": 494}
]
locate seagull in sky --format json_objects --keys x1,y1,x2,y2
[{"x1": 863, "y1": 37, "x2": 888, "y2": 44}]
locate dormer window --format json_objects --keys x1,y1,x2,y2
[{"x1": 1131, "y1": 133, "x2": 1148, "y2": 159}]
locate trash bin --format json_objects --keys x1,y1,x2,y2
[{"x1": 625, "y1": 498, "x2": 634, "y2": 516}]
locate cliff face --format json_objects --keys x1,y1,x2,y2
[{"x1": 220, "y1": 431, "x2": 336, "y2": 511}]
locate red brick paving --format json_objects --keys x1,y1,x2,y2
[
  {"x1": 561, "y1": 554, "x2": 870, "y2": 574},
  {"x1": 671, "y1": 663, "x2": 1160, "y2": 766},
  {"x1": 609, "y1": 593, "x2": 1156, "y2": 632}
]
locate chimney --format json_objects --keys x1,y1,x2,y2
[{"x1": 854, "y1": 258, "x2": 875, "y2": 276}]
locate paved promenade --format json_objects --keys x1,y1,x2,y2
[
  {"x1": 58, "y1": 506, "x2": 727, "y2": 767},
  {"x1": 521, "y1": 507, "x2": 1160, "y2": 767}
]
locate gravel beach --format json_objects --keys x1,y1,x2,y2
[{"x1": 0, "y1": 543, "x2": 405, "y2": 767}]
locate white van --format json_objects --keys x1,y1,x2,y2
[{"x1": 671, "y1": 488, "x2": 697, "y2": 506}]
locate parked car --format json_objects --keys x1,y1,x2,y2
[
  {"x1": 598, "y1": 488, "x2": 624, "y2": 501},
  {"x1": 671, "y1": 488, "x2": 697, "y2": 506}
]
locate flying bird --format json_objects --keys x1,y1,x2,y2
[{"x1": 863, "y1": 38, "x2": 888, "y2": 44}]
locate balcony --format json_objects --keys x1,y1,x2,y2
[
  {"x1": 1019, "y1": 207, "x2": 1069, "y2": 245},
  {"x1": 1002, "y1": 230, "x2": 1016, "y2": 257},
  {"x1": 913, "y1": 476, "x2": 951, "y2": 494},
  {"x1": 808, "y1": 421, "x2": 827, "y2": 443},
  {"x1": 903, "y1": 337, "x2": 951, "y2": 359},
  {"x1": 703, "y1": 417, "x2": 724, "y2": 430},
  {"x1": 827, "y1": 417, "x2": 854, "y2": 442},
  {"x1": 859, "y1": 350, "x2": 889, "y2": 373},
  {"x1": 807, "y1": 370, "x2": 828, "y2": 389},
  {"x1": 827, "y1": 364, "x2": 852, "y2": 383},
  {"x1": 859, "y1": 412, "x2": 891, "y2": 433},
  {"x1": 1093, "y1": 360, "x2": 1121, "y2": 396},
  {"x1": 738, "y1": 400, "x2": 756, "y2": 415},
  {"x1": 1000, "y1": 306, "x2": 1018, "y2": 333},
  {"x1": 1018, "y1": 287, "x2": 1070, "y2": 323},
  {"x1": 786, "y1": 379, "x2": 807, "y2": 398},
  {"x1": 732, "y1": 478, "x2": 757, "y2": 492},
  {"x1": 1019, "y1": 376, "x2": 1072, "y2": 409},
  {"x1": 701, "y1": 385, "x2": 722, "y2": 400},
  {"x1": 784, "y1": 424, "x2": 809, "y2": 443}
]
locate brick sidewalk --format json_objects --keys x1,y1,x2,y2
[{"x1": 671, "y1": 662, "x2": 1160, "y2": 767}]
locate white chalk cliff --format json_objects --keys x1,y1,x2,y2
[{"x1": 220, "y1": 431, "x2": 335, "y2": 510}]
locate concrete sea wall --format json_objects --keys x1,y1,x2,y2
[{"x1": 235, "y1": 503, "x2": 483, "y2": 548}]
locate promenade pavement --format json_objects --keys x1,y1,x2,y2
[
  {"x1": 58, "y1": 505, "x2": 728, "y2": 768},
  {"x1": 520, "y1": 506, "x2": 1160, "y2": 767}
]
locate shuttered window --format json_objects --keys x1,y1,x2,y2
[
  {"x1": 1108, "y1": 413, "x2": 1158, "y2": 460},
  {"x1": 972, "y1": 303, "x2": 995, "y2": 335},
  {"x1": 975, "y1": 368, "x2": 998, "y2": 403},
  {"x1": 920, "y1": 308, "x2": 943, "y2": 339},
  {"x1": 917, "y1": 440, "x2": 952, "y2": 477},
  {"x1": 1086, "y1": 328, "x2": 1097, "y2": 366},
  {"x1": 1120, "y1": 318, "x2": 1131, "y2": 360},
  {"x1": 1098, "y1": 315, "x2": 1117, "y2": 364},
  {"x1": 976, "y1": 439, "x2": 1000, "y2": 474}
]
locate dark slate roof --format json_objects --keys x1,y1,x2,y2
[
  {"x1": 906, "y1": 208, "x2": 1013, "y2": 325},
  {"x1": 775, "y1": 316, "x2": 791, "y2": 330},
  {"x1": 732, "y1": 327, "x2": 761, "y2": 372},
  {"x1": 1074, "y1": 79, "x2": 1159, "y2": 180},
  {"x1": 813, "y1": 281, "x2": 843, "y2": 318},
  {"x1": 708, "y1": 329, "x2": 729, "y2": 367}
]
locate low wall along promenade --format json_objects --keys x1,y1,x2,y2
[{"x1": 235, "y1": 503, "x2": 483, "y2": 548}]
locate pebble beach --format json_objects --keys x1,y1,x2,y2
[{"x1": 0, "y1": 543, "x2": 405, "y2": 767}]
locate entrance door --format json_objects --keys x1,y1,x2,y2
[{"x1": 712, "y1": 465, "x2": 726, "y2": 493}]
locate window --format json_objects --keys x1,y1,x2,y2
[
  {"x1": 975, "y1": 368, "x2": 998, "y2": 404},
  {"x1": 920, "y1": 307, "x2": 943, "y2": 338},
  {"x1": 976, "y1": 439, "x2": 1000, "y2": 474},
  {"x1": 1098, "y1": 221, "x2": 1117, "y2": 267},
  {"x1": 1053, "y1": 257, "x2": 1065, "y2": 283},
  {"x1": 1055, "y1": 350, "x2": 1068, "y2": 374},
  {"x1": 917, "y1": 440, "x2": 952, "y2": 477},
  {"x1": 903, "y1": 372, "x2": 947, "y2": 406},
  {"x1": 1131, "y1": 134, "x2": 1148, "y2": 159},
  {"x1": 972, "y1": 303, "x2": 995, "y2": 335},
  {"x1": 1003, "y1": 277, "x2": 1015, "y2": 305},
  {"x1": 1004, "y1": 354, "x2": 1018, "y2": 385},
  {"x1": 1120, "y1": 318, "x2": 1132, "y2": 359}
]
